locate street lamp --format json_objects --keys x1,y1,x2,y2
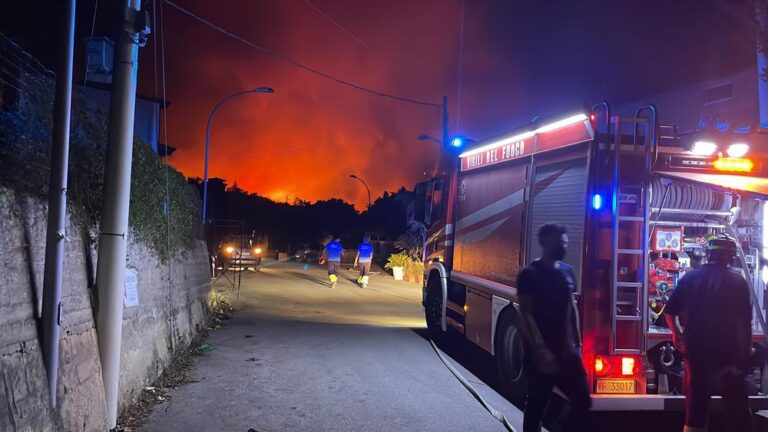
[
  {"x1": 418, "y1": 134, "x2": 442, "y2": 145},
  {"x1": 349, "y1": 174, "x2": 371, "y2": 209},
  {"x1": 202, "y1": 86, "x2": 274, "y2": 224}
]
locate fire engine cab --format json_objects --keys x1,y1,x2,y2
[{"x1": 418, "y1": 103, "x2": 768, "y2": 410}]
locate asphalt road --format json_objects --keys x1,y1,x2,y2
[
  {"x1": 140, "y1": 261, "x2": 524, "y2": 432},
  {"x1": 138, "y1": 260, "x2": 768, "y2": 432}
]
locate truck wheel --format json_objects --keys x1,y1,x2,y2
[
  {"x1": 495, "y1": 312, "x2": 529, "y2": 402},
  {"x1": 425, "y1": 279, "x2": 444, "y2": 344}
]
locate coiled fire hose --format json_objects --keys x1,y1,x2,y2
[{"x1": 430, "y1": 340, "x2": 517, "y2": 432}]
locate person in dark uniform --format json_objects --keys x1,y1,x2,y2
[
  {"x1": 517, "y1": 224, "x2": 590, "y2": 432},
  {"x1": 665, "y1": 235, "x2": 753, "y2": 432}
]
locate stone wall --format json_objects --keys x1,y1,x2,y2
[{"x1": 0, "y1": 187, "x2": 211, "y2": 431}]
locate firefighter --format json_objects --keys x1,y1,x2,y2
[
  {"x1": 665, "y1": 235, "x2": 753, "y2": 432},
  {"x1": 322, "y1": 236, "x2": 344, "y2": 288},
  {"x1": 354, "y1": 233, "x2": 374, "y2": 288},
  {"x1": 517, "y1": 224, "x2": 590, "y2": 432}
]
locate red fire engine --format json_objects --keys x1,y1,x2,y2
[{"x1": 418, "y1": 104, "x2": 768, "y2": 410}]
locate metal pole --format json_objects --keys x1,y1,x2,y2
[
  {"x1": 202, "y1": 87, "x2": 274, "y2": 224},
  {"x1": 41, "y1": 0, "x2": 76, "y2": 410},
  {"x1": 442, "y1": 95, "x2": 449, "y2": 151},
  {"x1": 350, "y1": 175, "x2": 371, "y2": 209},
  {"x1": 96, "y1": 1, "x2": 142, "y2": 427}
]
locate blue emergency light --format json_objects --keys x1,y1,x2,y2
[
  {"x1": 592, "y1": 194, "x2": 603, "y2": 210},
  {"x1": 450, "y1": 137, "x2": 464, "y2": 148}
]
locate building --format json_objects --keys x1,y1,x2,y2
[
  {"x1": 617, "y1": 64, "x2": 766, "y2": 135},
  {"x1": 0, "y1": 32, "x2": 171, "y2": 157}
]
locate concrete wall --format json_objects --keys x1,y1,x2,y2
[{"x1": 0, "y1": 187, "x2": 211, "y2": 431}]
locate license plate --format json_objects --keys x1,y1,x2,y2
[{"x1": 596, "y1": 379, "x2": 636, "y2": 394}]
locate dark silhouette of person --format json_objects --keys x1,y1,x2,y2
[
  {"x1": 517, "y1": 224, "x2": 590, "y2": 432},
  {"x1": 665, "y1": 235, "x2": 753, "y2": 432}
]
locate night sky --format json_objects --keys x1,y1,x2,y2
[{"x1": 2, "y1": 0, "x2": 757, "y2": 209}]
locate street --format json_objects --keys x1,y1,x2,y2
[{"x1": 140, "y1": 261, "x2": 524, "y2": 432}]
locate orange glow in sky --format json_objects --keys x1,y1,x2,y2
[{"x1": 132, "y1": 0, "x2": 752, "y2": 210}]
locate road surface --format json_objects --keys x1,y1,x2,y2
[{"x1": 140, "y1": 261, "x2": 523, "y2": 432}]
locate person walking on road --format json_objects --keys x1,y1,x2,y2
[
  {"x1": 665, "y1": 236, "x2": 753, "y2": 432},
  {"x1": 321, "y1": 236, "x2": 344, "y2": 288},
  {"x1": 517, "y1": 224, "x2": 590, "y2": 432},
  {"x1": 354, "y1": 233, "x2": 374, "y2": 288}
]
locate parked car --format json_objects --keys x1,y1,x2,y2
[{"x1": 217, "y1": 236, "x2": 265, "y2": 271}]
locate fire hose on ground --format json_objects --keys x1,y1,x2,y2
[{"x1": 429, "y1": 340, "x2": 518, "y2": 432}]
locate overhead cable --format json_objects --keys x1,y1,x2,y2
[{"x1": 305, "y1": 0, "x2": 369, "y2": 49}]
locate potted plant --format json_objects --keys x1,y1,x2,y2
[
  {"x1": 409, "y1": 259, "x2": 425, "y2": 285},
  {"x1": 385, "y1": 251, "x2": 410, "y2": 281}
]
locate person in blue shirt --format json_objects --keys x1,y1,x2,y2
[
  {"x1": 322, "y1": 236, "x2": 344, "y2": 288},
  {"x1": 354, "y1": 233, "x2": 374, "y2": 288}
]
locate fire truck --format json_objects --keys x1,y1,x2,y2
[{"x1": 418, "y1": 103, "x2": 768, "y2": 410}]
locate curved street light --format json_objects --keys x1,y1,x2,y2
[
  {"x1": 202, "y1": 86, "x2": 274, "y2": 224},
  {"x1": 349, "y1": 174, "x2": 371, "y2": 209},
  {"x1": 417, "y1": 134, "x2": 442, "y2": 145}
]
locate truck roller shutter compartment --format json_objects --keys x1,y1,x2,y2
[{"x1": 527, "y1": 157, "x2": 589, "y2": 287}]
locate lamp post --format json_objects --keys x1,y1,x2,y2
[
  {"x1": 349, "y1": 174, "x2": 371, "y2": 209},
  {"x1": 202, "y1": 86, "x2": 274, "y2": 224},
  {"x1": 417, "y1": 134, "x2": 442, "y2": 145}
]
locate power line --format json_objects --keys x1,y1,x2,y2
[
  {"x1": 305, "y1": 0, "x2": 369, "y2": 49},
  {"x1": 245, "y1": 142, "x2": 335, "y2": 159},
  {"x1": 162, "y1": 0, "x2": 440, "y2": 108},
  {"x1": 242, "y1": 135, "x2": 356, "y2": 160},
  {"x1": 158, "y1": 0, "x2": 178, "y2": 351},
  {"x1": 82, "y1": 0, "x2": 100, "y2": 86}
]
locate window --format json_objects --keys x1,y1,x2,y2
[{"x1": 704, "y1": 83, "x2": 733, "y2": 104}]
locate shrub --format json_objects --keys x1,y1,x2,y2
[{"x1": 384, "y1": 251, "x2": 410, "y2": 269}]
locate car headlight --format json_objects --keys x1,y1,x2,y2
[{"x1": 254, "y1": 247, "x2": 262, "y2": 255}]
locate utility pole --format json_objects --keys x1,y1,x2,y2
[
  {"x1": 41, "y1": 0, "x2": 76, "y2": 410},
  {"x1": 441, "y1": 95, "x2": 449, "y2": 151},
  {"x1": 95, "y1": 0, "x2": 147, "y2": 427}
]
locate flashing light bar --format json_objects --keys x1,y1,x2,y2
[
  {"x1": 713, "y1": 157, "x2": 754, "y2": 173},
  {"x1": 459, "y1": 113, "x2": 588, "y2": 158}
]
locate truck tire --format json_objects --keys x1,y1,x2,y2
[
  {"x1": 495, "y1": 311, "x2": 529, "y2": 402},
  {"x1": 425, "y1": 278, "x2": 444, "y2": 344}
]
